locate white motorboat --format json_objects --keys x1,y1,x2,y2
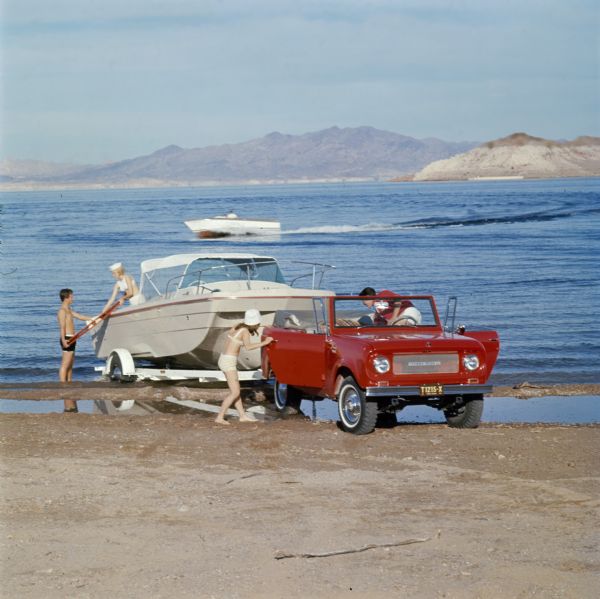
[
  {"x1": 184, "y1": 212, "x2": 281, "y2": 238},
  {"x1": 91, "y1": 253, "x2": 333, "y2": 373}
]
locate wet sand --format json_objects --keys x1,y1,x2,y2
[
  {"x1": 1, "y1": 412, "x2": 599, "y2": 598},
  {"x1": 1, "y1": 381, "x2": 599, "y2": 403}
]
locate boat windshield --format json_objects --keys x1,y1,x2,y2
[
  {"x1": 139, "y1": 256, "x2": 333, "y2": 301},
  {"x1": 333, "y1": 297, "x2": 439, "y2": 329},
  {"x1": 180, "y1": 257, "x2": 286, "y2": 288}
]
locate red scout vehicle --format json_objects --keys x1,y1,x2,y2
[{"x1": 261, "y1": 294, "x2": 500, "y2": 434}]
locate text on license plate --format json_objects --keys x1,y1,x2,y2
[{"x1": 420, "y1": 384, "x2": 444, "y2": 396}]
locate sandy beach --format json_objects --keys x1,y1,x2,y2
[{"x1": 2, "y1": 409, "x2": 598, "y2": 598}]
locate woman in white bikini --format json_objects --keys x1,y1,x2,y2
[
  {"x1": 103, "y1": 262, "x2": 140, "y2": 312},
  {"x1": 216, "y1": 309, "x2": 273, "y2": 425}
]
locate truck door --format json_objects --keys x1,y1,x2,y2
[{"x1": 271, "y1": 298, "x2": 328, "y2": 389}]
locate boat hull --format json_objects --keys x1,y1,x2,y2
[
  {"x1": 185, "y1": 218, "x2": 281, "y2": 238},
  {"x1": 91, "y1": 291, "x2": 331, "y2": 370},
  {"x1": 198, "y1": 230, "x2": 232, "y2": 239}
]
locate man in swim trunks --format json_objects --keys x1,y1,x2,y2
[{"x1": 57, "y1": 288, "x2": 96, "y2": 413}]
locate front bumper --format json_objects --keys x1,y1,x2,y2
[{"x1": 365, "y1": 384, "x2": 493, "y2": 398}]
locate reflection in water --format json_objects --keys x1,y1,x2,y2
[
  {"x1": 300, "y1": 396, "x2": 600, "y2": 425},
  {"x1": 1, "y1": 395, "x2": 598, "y2": 425},
  {"x1": 0, "y1": 400, "x2": 95, "y2": 414}
]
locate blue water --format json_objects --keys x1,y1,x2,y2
[
  {"x1": 1, "y1": 179, "x2": 599, "y2": 390},
  {"x1": 300, "y1": 396, "x2": 600, "y2": 425},
  {"x1": 0, "y1": 396, "x2": 597, "y2": 424}
]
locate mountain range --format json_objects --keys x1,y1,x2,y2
[{"x1": 0, "y1": 126, "x2": 476, "y2": 189}]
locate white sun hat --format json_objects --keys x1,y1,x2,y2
[
  {"x1": 244, "y1": 308, "x2": 261, "y2": 326},
  {"x1": 109, "y1": 262, "x2": 123, "y2": 272}
]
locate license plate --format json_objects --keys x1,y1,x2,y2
[{"x1": 420, "y1": 384, "x2": 444, "y2": 396}]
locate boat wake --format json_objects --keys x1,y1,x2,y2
[
  {"x1": 285, "y1": 223, "x2": 398, "y2": 235},
  {"x1": 399, "y1": 207, "x2": 593, "y2": 229},
  {"x1": 283, "y1": 205, "x2": 600, "y2": 235}
]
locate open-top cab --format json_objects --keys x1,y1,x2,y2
[{"x1": 262, "y1": 294, "x2": 500, "y2": 434}]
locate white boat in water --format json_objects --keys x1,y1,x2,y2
[
  {"x1": 91, "y1": 253, "x2": 333, "y2": 374},
  {"x1": 184, "y1": 212, "x2": 281, "y2": 238}
]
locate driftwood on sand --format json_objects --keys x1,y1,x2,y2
[{"x1": 274, "y1": 537, "x2": 431, "y2": 560}]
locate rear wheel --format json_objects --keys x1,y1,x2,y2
[
  {"x1": 337, "y1": 376, "x2": 377, "y2": 435},
  {"x1": 273, "y1": 379, "x2": 302, "y2": 413},
  {"x1": 444, "y1": 395, "x2": 483, "y2": 428}
]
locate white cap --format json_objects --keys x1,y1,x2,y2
[
  {"x1": 244, "y1": 308, "x2": 261, "y2": 326},
  {"x1": 109, "y1": 262, "x2": 123, "y2": 272}
]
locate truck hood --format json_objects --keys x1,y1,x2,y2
[{"x1": 335, "y1": 332, "x2": 485, "y2": 354}]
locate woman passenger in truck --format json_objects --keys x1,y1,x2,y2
[{"x1": 358, "y1": 287, "x2": 421, "y2": 325}]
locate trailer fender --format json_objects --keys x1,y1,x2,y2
[{"x1": 106, "y1": 349, "x2": 136, "y2": 410}]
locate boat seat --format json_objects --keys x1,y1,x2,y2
[{"x1": 335, "y1": 318, "x2": 359, "y2": 327}]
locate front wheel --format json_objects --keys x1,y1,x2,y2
[
  {"x1": 444, "y1": 395, "x2": 483, "y2": 428},
  {"x1": 337, "y1": 376, "x2": 377, "y2": 434},
  {"x1": 273, "y1": 379, "x2": 302, "y2": 413}
]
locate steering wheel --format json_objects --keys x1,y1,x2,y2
[{"x1": 390, "y1": 315, "x2": 419, "y2": 326}]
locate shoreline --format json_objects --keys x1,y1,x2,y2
[
  {"x1": 2, "y1": 174, "x2": 599, "y2": 193},
  {"x1": 0, "y1": 381, "x2": 598, "y2": 404}
]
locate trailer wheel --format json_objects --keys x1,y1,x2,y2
[
  {"x1": 273, "y1": 379, "x2": 302, "y2": 413},
  {"x1": 444, "y1": 395, "x2": 483, "y2": 428},
  {"x1": 107, "y1": 350, "x2": 137, "y2": 384},
  {"x1": 337, "y1": 376, "x2": 377, "y2": 435}
]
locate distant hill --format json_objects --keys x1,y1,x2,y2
[
  {"x1": 413, "y1": 133, "x2": 600, "y2": 181},
  {"x1": 0, "y1": 159, "x2": 92, "y2": 181},
  {"x1": 0, "y1": 126, "x2": 476, "y2": 189}
]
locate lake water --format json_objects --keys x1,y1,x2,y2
[
  {"x1": 1, "y1": 178, "x2": 599, "y2": 419},
  {"x1": 0, "y1": 395, "x2": 598, "y2": 425}
]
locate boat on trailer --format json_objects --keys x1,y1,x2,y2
[
  {"x1": 91, "y1": 253, "x2": 333, "y2": 381},
  {"x1": 184, "y1": 212, "x2": 281, "y2": 238}
]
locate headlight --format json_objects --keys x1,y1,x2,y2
[
  {"x1": 463, "y1": 354, "x2": 480, "y2": 371},
  {"x1": 373, "y1": 356, "x2": 390, "y2": 374}
]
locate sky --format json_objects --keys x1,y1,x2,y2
[{"x1": 1, "y1": 0, "x2": 599, "y2": 164}]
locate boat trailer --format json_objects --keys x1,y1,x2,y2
[{"x1": 99, "y1": 347, "x2": 264, "y2": 383}]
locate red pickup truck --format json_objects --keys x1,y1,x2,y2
[{"x1": 262, "y1": 294, "x2": 500, "y2": 434}]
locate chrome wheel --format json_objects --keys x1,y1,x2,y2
[
  {"x1": 340, "y1": 386, "x2": 362, "y2": 426},
  {"x1": 337, "y1": 376, "x2": 377, "y2": 435}
]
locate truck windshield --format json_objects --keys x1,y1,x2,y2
[{"x1": 333, "y1": 297, "x2": 438, "y2": 328}]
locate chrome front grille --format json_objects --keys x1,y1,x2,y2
[{"x1": 393, "y1": 353, "x2": 459, "y2": 374}]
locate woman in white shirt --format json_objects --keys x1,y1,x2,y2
[{"x1": 103, "y1": 262, "x2": 140, "y2": 312}]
